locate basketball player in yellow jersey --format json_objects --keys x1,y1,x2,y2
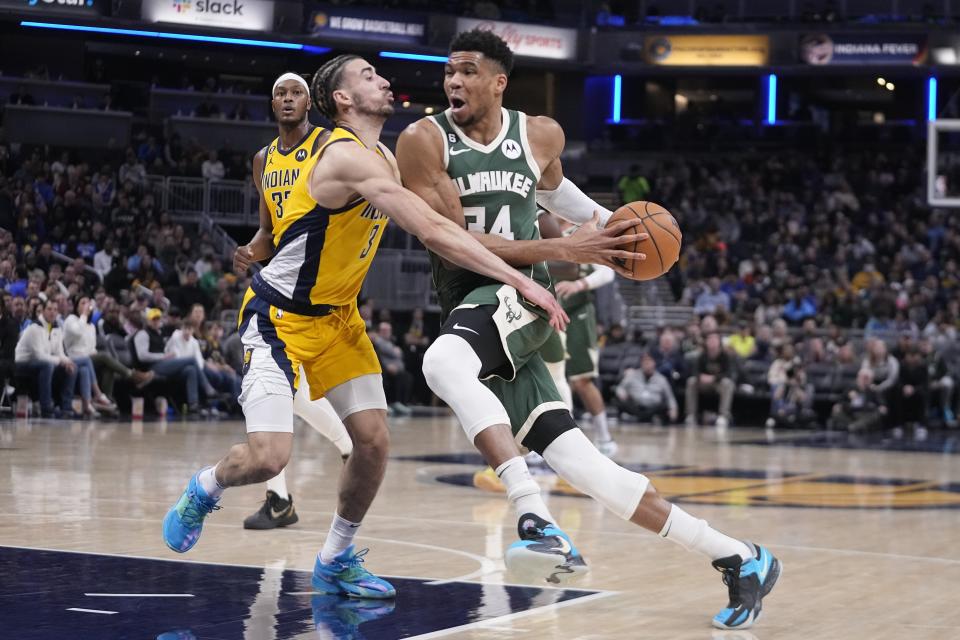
[
  {"x1": 230, "y1": 73, "x2": 354, "y2": 532},
  {"x1": 162, "y1": 55, "x2": 567, "y2": 599}
]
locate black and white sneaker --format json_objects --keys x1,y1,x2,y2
[{"x1": 243, "y1": 490, "x2": 299, "y2": 530}]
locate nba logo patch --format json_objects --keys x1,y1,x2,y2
[
  {"x1": 295, "y1": 149, "x2": 307, "y2": 161},
  {"x1": 242, "y1": 348, "x2": 253, "y2": 376}
]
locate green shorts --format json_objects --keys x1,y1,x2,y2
[
  {"x1": 564, "y1": 302, "x2": 599, "y2": 380},
  {"x1": 454, "y1": 283, "x2": 567, "y2": 442}
]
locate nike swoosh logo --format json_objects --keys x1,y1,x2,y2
[
  {"x1": 270, "y1": 507, "x2": 288, "y2": 519},
  {"x1": 449, "y1": 148, "x2": 470, "y2": 156},
  {"x1": 452, "y1": 322, "x2": 479, "y2": 336}
]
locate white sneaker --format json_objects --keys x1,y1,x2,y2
[
  {"x1": 685, "y1": 415, "x2": 697, "y2": 427},
  {"x1": 596, "y1": 439, "x2": 618, "y2": 458},
  {"x1": 764, "y1": 417, "x2": 776, "y2": 429},
  {"x1": 715, "y1": 416, "x2": 729, "y2": 429}
]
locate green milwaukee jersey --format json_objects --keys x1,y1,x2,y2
[{"x1": 427, "y1": 107, "x2": 551, "y2": 318}]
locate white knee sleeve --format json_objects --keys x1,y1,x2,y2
[
  {"x1": 422, "y1": 334, "x2": 511, "y2": 441},
  {"x1": 543, "y1": 429, "x2": 648, "y2": 520},
  {"x1": 294, "y1": 373, "x2": 353, "y2": 457},
  {"x1": 545, "y1": 359, "x2": 573, "y2": 411}
]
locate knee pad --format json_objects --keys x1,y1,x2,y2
[
  {"x1": 423, "y1": 334, "x2": 509, "y2": 441},
  {"x1": 543, "y1": 429, "x2": 649, "y2": 520}
]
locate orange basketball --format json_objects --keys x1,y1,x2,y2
[{"x1": 609, "y1": 201, "x2": 682, "y2": 281}]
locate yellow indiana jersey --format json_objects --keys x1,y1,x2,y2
[{"x1": 254, "y1": 125, "x2": 388, "y2": 312}]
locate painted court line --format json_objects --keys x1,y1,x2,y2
[
  {"x1": 85, "y1": 593, "x2": 195, "y2": 598},
  {"x1": 404, "y1": 591, "x2": 617, "y2": 639},
  {"x1": 66, "y1": 608, "x2": 117, "y2": 615}
]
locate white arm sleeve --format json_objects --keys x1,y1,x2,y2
[
  {"x1": 537, "y1": 177, "x2": 614, "y2": 227},
  {"x1": 582, "y1": 265, "x2": 615, "y2": 290}
]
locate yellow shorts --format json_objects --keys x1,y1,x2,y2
[{"x1": 237, "y1": 288, "x2": 381, "y2": 402}]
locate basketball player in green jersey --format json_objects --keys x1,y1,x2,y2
[
  {"x1": 539, "y1": 211, "x2": 618, "y2": 457},
  {"x1": 396, "y1": 30, "x2": 781, "y2": 629}
]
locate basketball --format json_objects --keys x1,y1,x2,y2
[{"x1": 609, "y1": 201, "x2": 682, "y2": 281}]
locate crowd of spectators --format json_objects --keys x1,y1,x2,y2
[
  {"x1": 607, "y1": 148, "x2": 960, "y2": 431},
  {"x1": 0, "y1": 142, "x2": 248, "y2": 418}
]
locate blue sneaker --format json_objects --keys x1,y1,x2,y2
[
  {"x1": 312, "y1": 545, "x2": 396, "y2": 598},
  {"x1": 712, "y1": 541, "x2": 782, "y2": 629},
  {"x1": 312, "y1": 594, "x2": 396, "y2": 638},
  {"x1": 162, "y1": 471, "x2": 220, "y2": 553},
  {"x1": 504, "y1": 513, "x2": 589, "y2": 585}
]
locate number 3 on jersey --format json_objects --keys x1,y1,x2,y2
[
  {"x1": 463, "y1": 205, "x2": 514, "y2": 240},
  {"x1": 359, "y1": 224, "x2": 381, "y2": 259},
  {"x1": 271, "y1": 190, "x2": 291, "y2": 219}
]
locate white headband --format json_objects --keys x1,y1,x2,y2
[{"x1": 272, "y1": 72, "x2": 309, "y2": 96}]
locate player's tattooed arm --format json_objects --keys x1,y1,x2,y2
[
  {"x1": 396, "y1": 119, "x2": 644, "y2": 274},
  {"x1": 234, "y1": 148, "x2": 275, "y2": 274}
]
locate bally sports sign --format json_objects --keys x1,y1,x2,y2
[
  {"x1": 142, "y1": 0, "x2": 274, "y2": 31},
  {"x1": 456, "y1": 17, "x2": 577, "y2": 61}
]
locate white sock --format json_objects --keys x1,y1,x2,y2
[
  {"x1": 319, "y1": 512, "x2": 361, "y2": 564},
  {"x1": 265, "y1": 469, "x2": 289, "y2": 500},
  {"x1": 197, "y1": 466, "x2": 224, "y2": 499},
  {"x1": 495, "y1": 456, "x2": 556, "y2": 524},
  {"x1": 592, "y1": 412, "x2": 612, "y2": 442},
  {"x1": 659, "y1": 504, "x2": 751, "y2": 562}
]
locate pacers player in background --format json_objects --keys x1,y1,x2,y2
[
  {"x1": 398, "y1": 29, "x2": 780, "y2": 629},
  {"x1": 235, "y1": 74, "x2": 354, "y2": 531},
  {"x1": 163, "y1": 56, "x2": 567, "y2": 601}
]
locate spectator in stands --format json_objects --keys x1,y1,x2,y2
[
  {"x1": 852, "y1": 262, "x2": 885, "y2": 294},
  {"x1": 199, "y1": 321, "x2": 240, "y2": 405},
  {"x1": 617, "y1": 164, "x2": 651, "y2": 205},
  {"x1": 369, "y1": 321, "x2": 413, "y2": 416},
  {"x1": 199, "y1": 258, "x2": 224, "y2": 296},
  {"x1": 0, "y1": 297, "x2": 18, "y2": 394},
  {"x1": 138, "y1": 136, "x2": 160, "y2": 166},
  {"x1": 861, "y1": 339, "x2": 899, "y2": 401},
  {"x1": 767, "y1": 362, "x2": 816, "y2": 429},
  {"x1": 131, "y1": 308, "x2": 204, "y2": 416},
  {"x1": 92, "y1": 166, "x2": 115, "y2": 211},
  {"x1": 14, "y1": 299, "x2": 77, "y2": 418},
  {"x1": 173, "y1": 269, "x2": 209, "y2": 312},
  {"x1": 693, "y1": 278, "x2": 730, "y2": 317},
  {"x1": 725, "y1": 322, "x2": 756, "y2": 359},
  {"x1": 685, "y1": 332, "x2": 735, "y2": 428},
  {"x1": 897, "y1": 348, "x2": 929, "y2": 429},
  {"x1": 402, "y1": 307, "x2": 432, "y2": 404},
  {"x1": 931, "y1": 340, "x2": 958, "y2": 427},
  {"x1": 783, "y1": 289, "x2": 817, "y2": 325},
  {"x1": 126, "y1": 244, "x2": 164, "y2": 278},
  {"x1": 201, "y1": 151, "x2": 225, "y2": 181},
  {"x1": 615, "y1": 352, "x2": 678, "y2": 424},
  {"x1": 62, "y1": 296, "x2": 118, "y2": 415},
  {"x1": 751, "y1": 324, "x2": 774, "y2": 362},
  {"x1": 164, "y1": 318, "x2": 221, "y2": 405},
  {"x1": 649, "y1": 329, "x2": 686, "y2": 386},
  {"x1": 118, "y1": 149, "x2": 147, "y2": 188},
  {"x1": 829, "y1": 369, "x2": 887, "y2": 432},
  {"x1": 10, "y1": 296, "x2": 27, "y2": 333}
]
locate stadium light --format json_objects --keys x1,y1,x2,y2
[
  {"x1": 379, "y1": 51, "x2": 448, "y2": 63},
  {"x1": 766, "y1": 74, "x2": 777, "y2": 125},
  {"x1": 19, "y1": 21, "x2": 327, "y2": 52},
  {"x1": 612, "y1": 74, "x2": 622, "y2": 124},
  {"x1": 929, "y1": 77, "x2": 938, "y2": 122}
]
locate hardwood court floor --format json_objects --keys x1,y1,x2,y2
[{"x1": 2, "y1": 415, "x2": 959, "y2": 639}]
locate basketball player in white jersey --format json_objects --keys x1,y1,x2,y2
[{"x1": 397, "y1": 30, "x2": 781, "y2": 629}]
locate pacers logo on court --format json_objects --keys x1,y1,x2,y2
[
  {"x1": 420, "y1": 456, "x2": 960, "y2": 510},
  {"x1": 501, "y1": 139, "x2": 522, "y2": 160}
]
